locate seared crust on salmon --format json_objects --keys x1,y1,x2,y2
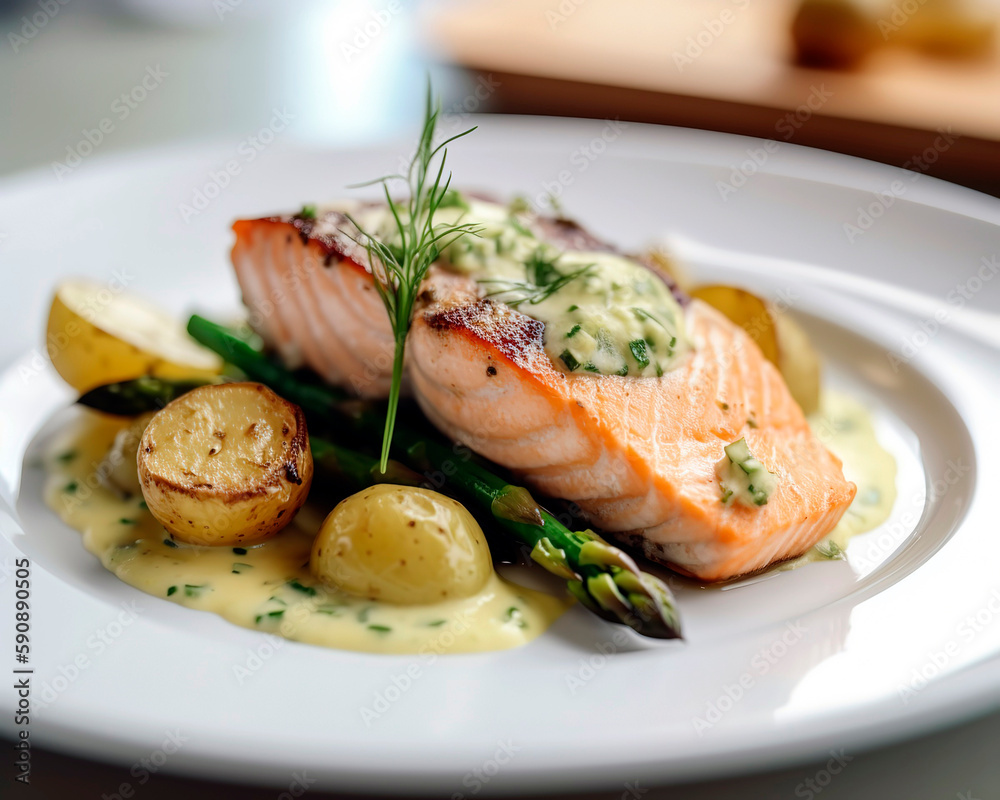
[{"x1": 231, "y1": 206, "x2": 856, "y2": 581}]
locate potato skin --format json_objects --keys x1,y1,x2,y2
[
  {"x1": 137, "y1": 383, "x2": 312, "y2": 546},
  {"x1": 47, "y1": 279, "x2": 221, "y2": 393},
  {"x1": 311, "y1": 485, "x2": 492, "y2": 605}
]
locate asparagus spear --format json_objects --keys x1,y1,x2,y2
[
  {"x1": 185, "y1": 316, "x2": 682, "y2": 639},
  {"x1": 77, "y1": 375, "x2": 218, "y2": 416}
]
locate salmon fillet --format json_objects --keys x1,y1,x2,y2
[
  {"x1": 232, "y1": 213, "x2": 396, "y2": 398},
  {"x1": 231, "y1": 207, "x2": 856, "y2": 581}
]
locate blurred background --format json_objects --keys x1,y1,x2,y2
[
  {"x1": 2, "y1": 0, "x2": 1000, "y2": 797},
  {"x1": 1, "y1": 0, "x2": 999, "y2": 194}
]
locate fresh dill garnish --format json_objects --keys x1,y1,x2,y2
[
  {"x1": 345, "y1": 83, "x2": 481, "y2": 472},
  {"x1": 483, "y1": 261, "x2": 593, "y2": 308},
  {"x1": 525, "y1": 247, "x2": 562, "y2": 287},
  {"x1": 565, "y1": 324, "x2": 581, "y2": 338},
  {"x1": 298, "y1": 204, "x2": 317, "y2": 220}
]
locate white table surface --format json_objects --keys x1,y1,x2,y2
[{"x1": 1, "y1": 2, "x2": 998, "y2": 797}]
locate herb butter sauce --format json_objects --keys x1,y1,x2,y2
[
  {"x1": 44, "y1": 411, "x2": 571, "y2": 655},
  {"x1": 792, "y1": 391, "x2": 898, "y2": 566},
  {"x1": 363, "y1": 196, "x2": 689, "y2": 378}
]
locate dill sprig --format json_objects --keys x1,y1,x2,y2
[
  {"x1": 482, "y1": 248, "x2": 593, "y2": 308},
  {"x1": 346, "y1": 84, "x2": 481, "y2": 472}
]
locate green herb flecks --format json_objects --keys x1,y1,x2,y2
[
  {"x1": 504, "y1": 606, "x2": 528, "y2": 629},
  {"x1": 298, "y1": 204, "x2": 317, "y2": 220},
  {"x1": 57, "y1": 450, "x2": 77, "y2": 463},
  {"x1": 629, "y1": 339, "x2": 649, "y2": 370},
  {"x1": 367, "y1": 624, "x2": 392, "y2": 634},
  {"x1": 286, "y1": 578, "x2": 317, "y2": 596},
  {"x1": 815, "y1": 540, "x2": 845, "y2": 560},
  {"x1": 166, "y1": 586, "x2": 177, "y2": 597},
  {"x1": 345, "y1": 83, "x2": 481, "y2": 473},
  {"x1": 232, "y1": 547, "x2": 248, "y2": 555},
  {"x1": 232, "y1": 563, "x2": 253, "y2": 574},
  {"x1": 162, "y1": 538, "x2": 178, "y2": 547},
  {"x1": 560, "y1": 350, "x2": 580, "y2": 372},
  {"x1": 184, "y1": 584, "x2": 208, "y2": 598}
]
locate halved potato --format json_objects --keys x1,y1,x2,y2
[
  {"x1": 47, "y1": 279, "x2": 222, "y2": 393},
  {"x1": 691, "y1": 285, "x2": 821, "y2": 414},
  {"x1": 311, "y1": 485, "x2": 493, "y2": 605},
  {"x1": 137, "y1": 382, "x2": 312, "y2": 546}
]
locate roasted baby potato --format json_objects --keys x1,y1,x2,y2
[
  {"x1": 137, "y1": 382, "x2": 312, "y2": 546},
  {"x1": 692, "y1": 285, "x2": 821, "y2": 415},
  {"x1": 311, "y1": 485, "x2": 493, "y2": 605},
  {"x1": 46, "y1": 279, "x2": 222, "y2": 393}
]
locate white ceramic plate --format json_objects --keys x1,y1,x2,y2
[{"x1": 1, "y1": 118, "x2": 999, "y2": 795}]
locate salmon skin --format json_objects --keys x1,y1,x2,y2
[{"x1": 231, "y1": 205, "x2": 855, "y2": 582}]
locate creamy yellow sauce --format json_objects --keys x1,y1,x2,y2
[
  {"x1": 43, "y1": 411, "x2": 571, "y2": 655},
  {"x1": 360, "y1": 197, "x2": 689, "y2": 378},
  {"x1": 785, "y1": 391, "x2": 898, "y2": 568}
]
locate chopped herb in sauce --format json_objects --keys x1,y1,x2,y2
[
  {"x1": 815, "y1": 540, "x2": 844, "y2": 560},
  {"x1": 559, "y1": 350, "x2": 580, "y2": 372},
  {"x1": 162, "y1": 538, "x2": 178, "y2": 548},
  {"x1": 232, "y1": 547, "x2": 248, "y2": 555},
  {"x1": 367, "y1": 624, "x2": 392, "y2": 634},
  {"x1": 426, "y1": 619, "x2": 447, "y2": 627},
  {"x1": 232, "y1": 563, "x2": 253, "y2": 574},
  {"x1": 504, "y1": 606, "x2": 528, "y2": 628},
  {"x1": 286, "y1": 578, "x2": 317, "y2": 596},
  {"x1": 64, "y1": 481, "x2": 79, "y2": 493},
  {"x1": 118, "y1": 518, "x2": 136, "y2": 525},
  {"x1": 56, "y1": 450, "x2": 78, "y2": 463},
  {"x1": 166, "y1": 586, "x2": 177, "y2": 596},
  {"x1": 184, "y1": 584, "x2": 208, "y2": 598},
  {"x1": 629, "y1": 339, "x2": 649, "y2": 369}
]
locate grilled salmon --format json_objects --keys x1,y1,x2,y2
[{"x1": 231, "y1": 203, "x2": 856, "y2": 581}]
